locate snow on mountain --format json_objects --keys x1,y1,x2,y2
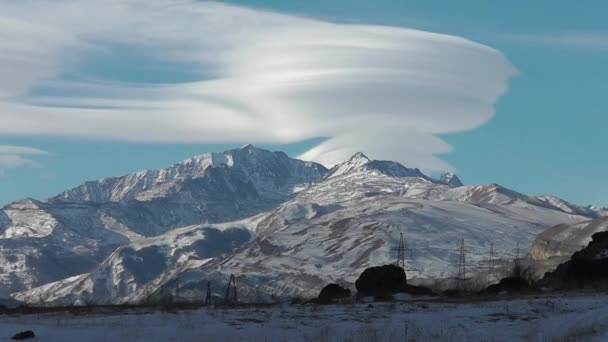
[
  {"x1": 180, "y1": 198, "x2": 585, "y2": 301},
  {"x1": 0, "y1": 199, "x2": 132, "y2": 296},
  {"x1": 0, "y1": 210, "x2": 10, "y2": 234},
  {"x1": 1, "y1": 199, "x2": 58, "y2": 239},
  {"x1": 16, "y1": 153, "x2": 602, "y2": 305},
  {"x1": 440, "y1": 171, "x2": 463, "y2": 187},
  {"x1": 534, "y1": 195, "x2": 603, "y2": 218},
  {"x1": 14, "y1": 223, "x2": 255, "y2": 305},
  {"x1": 0, "y1": 146, "x2": 326, "y2": 297},
  {"x1": 54, "y1": 144, "x2": 327, "y2": 203},
  {"x1": 159, "y1": 163, "x2": 594, "y2": 301},
  {"x1": 326, "y1": 152, "x2": 430, "y2": 180},
  {"x1": 296, "y1": 157, "x2": 600, "y2": 217},
  {"x1": 590, "y1": 206, "x2": 608, "y2": 216}
]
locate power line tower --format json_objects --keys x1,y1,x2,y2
[
  {"x1": 456, "y1": 238, "x2": 470, "y2": 290},
  {"x1": 513, "y1": 241, "x2": 521, "y2": 274},
  {"x1": 205, "y1": 281, "x2": 212, "y2": 305},
  {"x1": 479, "y1": 242, "x2": 497, "y2": 286},
  {"x1": 511, "y1": 241, "x2": 526, "y2": 278},
  {"x1": 225, "y1": 274, "x2": 238, "y2": 305},
  {"x1": 391, "y1": 232, "x2": 412, "y2": 269}
]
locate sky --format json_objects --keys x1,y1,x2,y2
[{"x1": 0, "y1": 0, "x2": 607, "y2": 207}]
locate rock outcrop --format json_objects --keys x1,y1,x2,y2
[{"x1": 539, "y1": 231, "x2": 608, "y2": 289}]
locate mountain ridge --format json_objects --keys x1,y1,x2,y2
[
  {"x1": 2, "y1": 145, "x2": 605, "y2": 304},
  {"x1": 8, "y1": 146, "x2": 606, "y2": 304},
  {"x1": 0, "y1": 146, "x2": 326, "y2": 296},
  {"x1": 51, "y1": 145, "x2": 327, "y2": 204}
]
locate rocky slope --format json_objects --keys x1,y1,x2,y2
[
  {"x1": 539, "y1": 230, "x2": 608, "y2": 289},
  {"x1": 15, "y1": 151, "x2": 603, "y2": 304},
  {"x1": 13, "y1": 222, "x2": 255, "y2": 305},
  {"x1": 529, "y1": 216, "x2": 608, "y2": 274}
]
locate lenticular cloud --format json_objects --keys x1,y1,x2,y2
[{"x1": 0, "y1": 0, "x2": 517, "y2": 169}]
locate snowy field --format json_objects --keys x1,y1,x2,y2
[{"x1": 2, "y1": 293, "x2": 608, "y2": 341}]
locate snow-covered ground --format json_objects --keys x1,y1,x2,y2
[{"x1": 2, "y1": 293, "x2": 608, "y2": 341}]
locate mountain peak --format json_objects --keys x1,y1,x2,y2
[
  {"x1": 349, "y1": 152, "x2": 370, "y2": 161},
  {"x1": 346, "y1": 152, "x2": 371, "y2": 166},
  {"x1": 440, "y1": 171, "x2": 463, "y2": 187},
  {"x1": 240, "y1": 143, "x2": 254, "y2": 150},
  {"x1": 326, "y1": 152, "x2": 432, "y2": 181},
  {"x1": 325, "y1": 152, "x2": 371, "y2": 178}
]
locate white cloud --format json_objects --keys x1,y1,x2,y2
[
  {"x1": 0, "y1": 145, "x2": 47, "y2": 174},
  {"x1": 0, "y1": 145, "x2": 48, "y2": 155},
  {"x1": 501, "y1": 32, "x2": 608, "y2": 50},
  {"x1": 0, "y1": 0, "x2": 517, "y2": 169}
]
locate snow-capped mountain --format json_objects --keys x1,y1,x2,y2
[
  {"x1": 325, "y1": 152, "x2": 430, "y2": 180},
  {"x1": 0, "y1": 146, "x2": 326, "y2": 296},
  {"x1": 14, "y1": 149, "x2": 605, "y2": 305},
  {"x1": 53, "y1": 144, "x2": 326, "y2": 204},
  {"x1": 440, "y1": 172, "x2": 464, "y2": 187}
]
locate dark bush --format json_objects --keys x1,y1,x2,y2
[
  {"x1": 486, "y1": 277, "x2": 530, "y2": 294},
  {"x1": 12, "y1": 331, "x2": 35, "y2": 340},
  {"x1": 318, "y1": 283, "x2": 351, "y2": 303},
  {"x1": 402, "y1": 284, "x2": 434, "y2": 296},
  {"x1": 355, "y1": 264, "x2": 407, "y2": 297}
]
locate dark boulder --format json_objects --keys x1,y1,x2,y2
[
  {"x1": 12, "y1": 331, "x2": 35, "y2": 340},
  {"x1": 318, "y1": 283, "x2": 351, "y2": 303},
  {"x1": 355, "y1": 264, "x2": 407, "y2": 297},
  {"x1": 539, "y1": 231, "x2": 608, "y2": 290},
  {"x1": 486, "y1": 277, "x2": 530, "y2": 294}
]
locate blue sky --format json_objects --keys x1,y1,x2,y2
[{"x1": 1, "y1": 0, "x2": 607, "y2": 207}]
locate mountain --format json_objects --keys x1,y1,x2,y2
[
  {"x1": 0, "y1": 145, "x2": 326, "y2": 296},
  {"x1": 440, "y1": 172, "x2": 463, "y2": 187},
  {"x1": 326, "y1": 152, "x2": 430, "y2": 180},
  {"x1": 14, "y1": 150, "x2": 604, "y2": 305},
  {"x1": 53, "y1": 144, "x2": 326, "y2": 205}
]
